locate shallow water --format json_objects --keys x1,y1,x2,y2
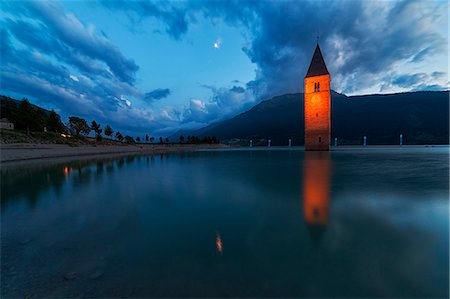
[{"x1": 1, "y1": 147, "x2": 449, "y2": 298}]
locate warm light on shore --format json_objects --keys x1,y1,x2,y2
[{"x1": 64, "y1": 166, "x2": 70, "y2": 176}]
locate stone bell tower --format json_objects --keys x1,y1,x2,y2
[{"x1": 304, "y1": 43, "x2": 331, "y2": 151}]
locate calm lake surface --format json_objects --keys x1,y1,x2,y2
[{"x1": 1, "y1": 147, "x2": 449, "y2": 298}]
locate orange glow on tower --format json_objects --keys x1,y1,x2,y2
[{"x1": 304, "y1": 44, "x2": 331, "y2": 151}]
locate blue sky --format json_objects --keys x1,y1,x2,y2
[{"x1": 1, "y1": 0, "x2": 448, "y2": 137}]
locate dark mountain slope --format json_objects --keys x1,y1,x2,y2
[
  {"x1": 0, "y1": 95, "x2": 52, "y2": 119},
  {"x1": 183, "y1": 91, "x2": 448, "y2": 145},
  {"x1": 332, "y1": 91, "x2": 448, "y2": 144}
]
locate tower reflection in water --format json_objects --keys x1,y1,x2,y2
[{"x1": 303, "y1": 151, "x2": 331, "y2": 246}]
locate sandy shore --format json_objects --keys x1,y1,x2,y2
[{"x1": 0, "y1": 143, "x2": 230, "y2": 163}]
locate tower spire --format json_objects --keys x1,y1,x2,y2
[{"x1": 305, "y1": 43, "x2": 329, "y2": 78}]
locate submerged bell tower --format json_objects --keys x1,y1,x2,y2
[{"x1": 304, "y1": 43, "x2": 331, "y2": 151}]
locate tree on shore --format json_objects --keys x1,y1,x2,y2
[
  {"x1": 189, "y1": 136, "x2": 199, "y2": 143},
  {"x1": 124, "y1": 136, "x2": 135, "y2": 144},
  {"x1": 15, "y1": 99, "x2": 41, "y2": 134},
  {"x1": 159, "y1": 136, "x2": 163, "y2": 144},
  {"x1": 91, "y1": 120, "x2": 102, "y2": 141},
  {"x1": 115, "y1": 131, "x2": 124, "y2": 142},
  {"x1": 165, "y1": 137, "x2": 169, "y2": 143},
  {"x1": 104, "y1": 125, "x2": 113, "y2": 138},
  {"x1": 179, "y1": 135, "x2": 184, "y2": 143},
  {"x1": 136, "y1": 136, "x2": 141, "y2": 142},
  {"x1": 36, "y1": 109, "x2": 47, "y2": 131},
  {"x1": 145, "y1": 134, "x2": 149, "y2": 142},
  {"x1": 47, "y1": 110, "x2": 66, "y2": 133},
  {"x1": 150, "y1": 136, "x2": 155, "y2": 143},
  {"x1": 69, "y1": 116, "x2": 90, "y2": 137}
]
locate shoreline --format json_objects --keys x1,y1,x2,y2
[
  {"x1": 0, "y1": 143, "x2": 230, "y2": 163},
  {"x1": 1, "y1": 143, "x2": 448, "y2": 164}
]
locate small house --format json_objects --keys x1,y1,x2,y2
[{"x1": 0, "y1": 118, "x2": 14, "y2": 130}]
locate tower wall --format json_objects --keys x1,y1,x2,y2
[{"x1": 304, "y1": 74, "x2": 331, "y2": 151}]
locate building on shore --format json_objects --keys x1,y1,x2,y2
[{"x1": 0, "y1": 118, "x2": 14, "y2": 130}]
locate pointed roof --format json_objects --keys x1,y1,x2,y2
[{"x1": 305, "y1": 43, "x2": 329, "y2": 78}]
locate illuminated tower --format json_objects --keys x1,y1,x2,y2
[{"x1": 304, "y1": 43, "x2": 330, "y2": 151}]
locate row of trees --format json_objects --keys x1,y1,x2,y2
[
  {"x1": 6, "y1": 98, "x2": 220, "y2": 145},
  {"x1": 67, "y1": 117, "x2": 169, "y2": 144},
  {"x1": 67, "y1": 117, "x2": 132, "y2": 143},
  {"x1": 178, "y1": 135, "x2": 219, "y2": 144},
  {"x1": 67, "y1": 117, "x2": 112, "y2": 140},
  {"x1": 65, "y1": 117, "x2": 220, "y2": 145}
]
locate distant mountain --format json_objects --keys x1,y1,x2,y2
[{"x1": 172, "y1": 91, "x2": 449, "y2": 145}]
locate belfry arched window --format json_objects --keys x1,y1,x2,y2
[{"x1": 313, "y1": 82, "x2": 321, "y2": 92}]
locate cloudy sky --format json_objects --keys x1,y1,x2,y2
[{"x1": 1, "y1": 0, "x2": 448, "y2": 137}]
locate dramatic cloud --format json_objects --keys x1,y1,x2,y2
[
  {"x1": 232, "y1": 0, "x2": 447, "y2": 97},
  {"x1": 382, "y1": 72, "x2": 449, "y2": 92},
  {"x1": 100, "y1": 0, "x2": 192, "y2": 40},
  {"x1": 182, "y1": 84, "x2": 255, "y2": 126},
  {"x1": 104, "y1": 0, "x2": 448, "y2": 98},
  {"x1": 6, "y1": 2, "x2": 139, "y2": 84},
  {"x1": 0, "y1": 1, "x2": 171, "y2": 136},
  {"x1": 392, "y1": 74, "x2": 429, "y2": 88},
  {"x1": 144, "y1": 88, "x2": 171, "y2": 102}
]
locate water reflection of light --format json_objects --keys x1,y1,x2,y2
[
  {"x1": 64, "y1": 166, "x2": 70, "y2": 177},
  {"x1": 216, "y1": 233, "x2": 223, "y2": 253},
  {"x1": 303, "y1": 152, "x2": 331, "y2": 245}
]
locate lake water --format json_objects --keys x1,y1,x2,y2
[{"x1": 1, "y1": 147, "x2": 449, "y2": 298}]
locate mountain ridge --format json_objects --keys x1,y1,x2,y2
[{"x1": 171, "y1": 90, "x2": 449, "y2": 145}]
